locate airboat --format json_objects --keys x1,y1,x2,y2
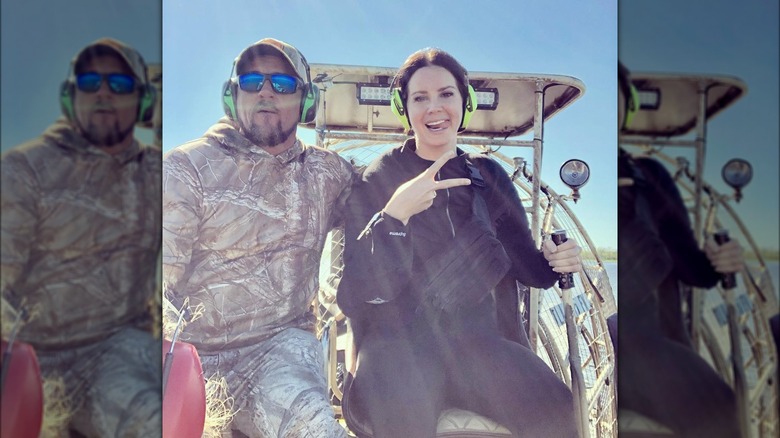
[{"x1": 618, "y1": 72, "x2": 779, "y2": 437}]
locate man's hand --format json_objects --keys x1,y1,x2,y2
[{"x1": 383, "y1": 151, "x2": 471, "y2": 225}]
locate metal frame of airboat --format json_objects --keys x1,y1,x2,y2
[{"x1": 619, "y1": 72, "x2": 778, "y2": 438}]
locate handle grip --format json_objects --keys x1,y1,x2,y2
[
  {"x1": 714, "y1": 230, "x2": 737, "y2": 289},
  {"x1": 551, "y1": 230, "x2": 575, "y2": 289}
]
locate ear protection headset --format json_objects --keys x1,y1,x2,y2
[
  {"x1": 623, "y1": 82, "x2": 640, "y2": 130},
  {"x1": 618, "y1": 61, "x2": 639, "y2": 130},
  {"x1": 390, "y1": 76, "x2": 477, "y2": 132},
  {"x1": 59, "y1": 50, "x2": 157, "y2": 124},
  {"x1": 221, "y1": 48, "x2": 319, "y2": 124}
]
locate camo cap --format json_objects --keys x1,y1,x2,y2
[
  {"x1": 72, "y1": 38, "x2": 149, "y2": 85},
  {"x1": 234, "y1": 38, "x2": 310, "y2": 83}
]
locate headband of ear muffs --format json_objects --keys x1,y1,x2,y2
[
  {"x1": 59, "y1": 52, "x2": 157, "y2": 124},
  {"x1": 390, "y1": 82, "x2": 477, "y2": 132},
  {"x1": 623, "y1": 83, "x2": 640, "y2": 130},
  {"x1": 221, "y1": 49, "x2": 319, "y2": 124}
]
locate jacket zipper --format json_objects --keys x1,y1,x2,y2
[{"x1": 438, "y1": 170, "x2": 456, "y2": 238}]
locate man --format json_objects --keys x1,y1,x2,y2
[
  {"x1": 1, "y1": 38, "x2": 162, "y2": 437},
  {"x1": 163, "y1": 38, "x2": 353, "y2": 437}
]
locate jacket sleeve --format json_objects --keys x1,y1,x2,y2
[
  {"x1": 336, "y1": 175, "x2": 415, "y2": 318},
  {"x1": 638, "y1": 158, "x2": 718, "y2": 288},
  {"x1": 326, "y1": 155, "x2": 357, "y2": 230},
  {"x1": 0, "y1": 152, "x2": 38, "y2": 306},
  {"x1": 162, "y1": 150, "x2": 203, "y2": 308},
  {"x1": 484, "y1": 159, "x2": 558, "y2": 289}
]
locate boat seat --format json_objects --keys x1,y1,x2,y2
[
  {"x1": 618, "y1": 409, "x2": 675, "y2": 437},
  {"x1": 1, "y1": 340, "x2": 43, "y2": 438},
  {"x1": 341, "y1": 371, "x2": 512, "y2": 438},
  {"x1": 162, "y1": 339, "x2": 206, "y2": 438}
]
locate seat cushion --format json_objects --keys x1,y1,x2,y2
[
  {"x1": 436, "y1": 409, "x2": 512, "y2": 437},
  {"x1": 619, "y1": 409, "x2": 675, "y2": 436}
]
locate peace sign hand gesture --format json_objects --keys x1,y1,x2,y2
[{"x1": 382, "y1": 151, "x2": 472, "y2": 225}]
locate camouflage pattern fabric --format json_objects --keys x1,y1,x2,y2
[
  {"x1": 162, "y1": 118, "x2": 354, "y2": 351},
  {"x1": 199, "y1": 328, "x2": 345, "y2": 438},
  {"x1": 1, "y1": 118, "x2": 161, "y2": 347},
  {"x1": 36, "y1": 327, "x2": 162, "y2": 437},
  {"x1": 163, "y1": 118, "x2": 353, "y2": 437}
]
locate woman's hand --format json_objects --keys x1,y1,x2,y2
[
  {"x1": 382, "y1": 151, "x2": 471, "y2": 225},
  {"x1": 704, "y1": 236, "x2": 744, "y2": 274},
  {"x1": 542, "y1": 238, "x2": 582, "y2": 273}
]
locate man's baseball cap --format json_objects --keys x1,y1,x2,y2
[
  {"x1": 72, "y1": 37, "x2": 149, "y2": 85},
  {"x1": 234, "y1": 38, "x2": 310, "y2": 83}
]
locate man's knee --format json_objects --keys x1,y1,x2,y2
[{"x1": 279, "y1": 388, "x2": 345, "y2": 438}]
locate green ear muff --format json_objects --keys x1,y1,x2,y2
[
  {"x1": 390, "y1": 84, "x2": 478, "y2": 132},
  {"x1": 300, "y1": 84, "x2": 319, "y2": 123},
  {"x1": 222, "y1": 80, "x2": 237, "y2": 120},
  {"x1": 460, "y1": 84, "x2": 477, "y2": 131},
  {"x1": 137, "y1": 85, "x2": 157, "y2": 123},
  {"x1": 60, "y1": 81, "x2": 75, "y2": 120},
  {"x1": 623, "y1": 83, "x2": 640, "y2": 130},
  {"x1": 390, "y1": 88, "x2": 410, "y2": 131}
]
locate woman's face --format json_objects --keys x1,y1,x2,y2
[{"x1": 406, "y1": 65, "x2": 463, "y2": 154}]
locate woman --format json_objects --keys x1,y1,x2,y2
[
  {"x1": 617, "y1": 61, "x2": 743, "y2": 437},
  {"x1": 336, "y1": 48, "x2": 580, "y2": 438}
]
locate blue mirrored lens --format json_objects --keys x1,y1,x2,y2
[
  {"x1": 238, "y1": 73, "x2": 298, "y2": 94},
  {"x1": 107, "y1": 74, "x2": 135, "y2": 94},
  {"x1": 270, "y1": 74, "x2": 298, "y2": 94},
  {"x1": 75, "y1": 73, "x2": 136, "y2": 94},
  {"x1": 238, "y1": 73, "x2": 265, "y2": 91},
  {"x1": 76, "y1": 73, "x2": 102, "y2": 92}
]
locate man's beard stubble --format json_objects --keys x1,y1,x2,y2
[
  {"x1": 240, "y1": 117, "x2": 297, "y2": 148},
  {"x1": 81, "y1": 119, "x2": 135, "y2": 148}
]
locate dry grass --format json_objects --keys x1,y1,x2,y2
[
  {"x1": 162, "y1": 293, "x2": 236, "y2": 437},
  {"x1": 39, "y1": 376, "x2": 73, "y2": 438},
  {"x1": 202, "y1": 374, "x2": 236, "y2": 438}
]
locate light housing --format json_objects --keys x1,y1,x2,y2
[
  {"x1": 637, "y1": 87, "x2": 661, "y2": 110},
  {"x1": 354, "y1": 83, "x2": 500, "y2": 110},
  {"x1": 473, "y1": 87, "x2": 499, "y2": 110},
  {"x1": 356, "y1": 83, "x2": 392, "y2": 105}
]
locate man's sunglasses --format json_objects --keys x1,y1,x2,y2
[
  {"x1": 238, "y1": 73, "x2": 299, "y2": 94},
  {"x1": 76, "y1": 73, "x2": 136, "y2": 95}
]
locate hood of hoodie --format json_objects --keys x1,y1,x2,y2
[
  {"x1": 201, "y1": 117, "x2": 304, "y2": 164},
  {"x1": 40, "y1": 117, "x2": 145, "y2": 164}
]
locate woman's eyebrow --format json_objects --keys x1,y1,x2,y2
[{"x1": 411, "y1": 85, "x2": 455, "y2": 95}]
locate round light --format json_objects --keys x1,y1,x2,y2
[
  {"x1": 721, "y1": 158, "x2": 752, "y2": 190},
  {"x1": 559, "y1": 159, "x2": 590, "y2": 189}
]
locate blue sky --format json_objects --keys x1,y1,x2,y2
[
  {"x1": 160, "y1": 0, "x2": 618, "y2": 249},
  {"x1": 620, "y1": 0, "x2": 779, "y2": 251},
  {"x1": 2, "y1": 0, "x2": 618, "y2": 249},
  {"x1": 3, "y1": 1, "x2": 773, "y2": 253}
]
